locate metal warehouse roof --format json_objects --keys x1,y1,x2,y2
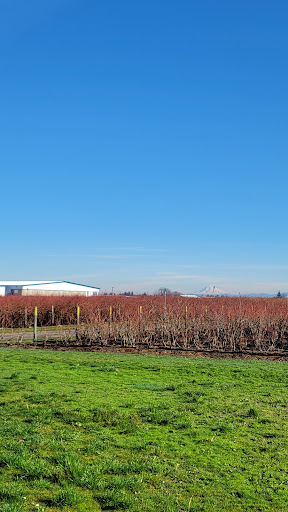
[{"x1": 0, "y1": 281, "x2": 100, "y2": 290}]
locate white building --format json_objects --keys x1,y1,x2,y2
[{"x1": 0, "y1": 281, "x2": 100, "y2": 297}]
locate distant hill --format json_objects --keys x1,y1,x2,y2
[
  {"x1": 242, "y1": 293, "x2": 278, "y2": 298},
  {"x1": 183, "y1": 285, "x2": 282, "y2": 298}
]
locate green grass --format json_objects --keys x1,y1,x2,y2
[{"x1": 1, "y1": 350, "x2": 288, "y2": 511}]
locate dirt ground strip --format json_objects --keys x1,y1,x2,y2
[
  {"x1": 0, "y1": 329, "x2": 76, "y2": 342},
  {"x1": 1, "y1": 340, "x2": 288, "y2": 361}
]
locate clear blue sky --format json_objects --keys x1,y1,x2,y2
[{"x1": 1, "y1": 0, "x2": 288, "y2": 294}]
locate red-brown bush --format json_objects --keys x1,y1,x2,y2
[{"x1": 1, "y1": 295, "x2": 288, "y2": 351}]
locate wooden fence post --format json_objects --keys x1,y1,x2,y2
[
  {"x1": 33, "y1": 307, "x2": 37, "y2": 342},
  {"x1": 185, "y1": 305, "x2": 188, "y2": 346},
  {"x1": 109, "y1": 306, "x2": 112, "y2": 336},
  {"x1": 76, "y1": 306, "x2": 80, "y2": 342},
  {"x1": 139, "y1": 305, "x2": 142, "y2": 341},
  {"x1": 162, "y1": 292, "x2": 167, "y2": 343}
]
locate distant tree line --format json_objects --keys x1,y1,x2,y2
[
  {"x1": 154, "y1": 288, "x2": 180, "y2": 296},
  {"x1": 276, "y1": 291, "x2": 287, "y2": 298}
]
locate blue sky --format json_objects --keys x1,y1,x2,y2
[{"x1": 1, "y1": 0, "x2": 288, "y2": 294}]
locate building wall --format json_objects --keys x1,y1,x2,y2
[{"x1": 20, "y1": 289, "x2": 88, "y2": 296}]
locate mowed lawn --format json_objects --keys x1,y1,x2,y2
[{"x1": 1, "y1": 350, "x2": 288, "y2": 512}]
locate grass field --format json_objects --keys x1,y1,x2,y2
[{"x1": 1, "y1": 349, "x2": 288, "y2": 511}]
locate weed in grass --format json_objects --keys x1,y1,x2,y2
[
  {"x1": 56, "y1": 452, "x2": 83, "y2": 476},
  {"x1": 138, "y1": 405, "x2": 171, "y2": 425},
  {"x1": 47, "y1": 486, "x2": 81, "y2": 507},
  {"x1": 91, "y1": 407, "x2": 140, "y2": 432},
  {"x1": 247, "y1": 407, "x2": 259, "y2": 418},
  {"x1": 85, "y1": 439, "x2": 108, "y2": 454},
  {"x1": 97, "y1": 365, "x2": 118, "y2": 372},
  {"x1": 95, "y1": 488, "x2": 133, "y2": 510},
  {"x1": 212, "y1": 423, "x2": 235, "y2": 434}
]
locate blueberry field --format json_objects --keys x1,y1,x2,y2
[{"x1": 1, "y1": 296, "x2": 288, "y2": 352}]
